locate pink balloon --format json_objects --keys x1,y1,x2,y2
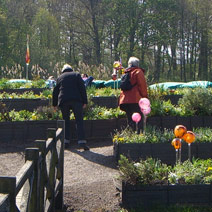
[
  {"x1": 141, "y1": 106, "x2": 151, "y2": 116},
  {"x1": 139, "y1": 98, "x2": 150, "y2": 109},
  {"x1": 132, "y1": 113, "x2": 141, "y2": 123},
  {"x1": 140, "y1": 104, "x2": 149, "y2": 110}
]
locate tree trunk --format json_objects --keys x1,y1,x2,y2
[{"x1": 154, "y1": 44, "x2": 162, "y2": 82}]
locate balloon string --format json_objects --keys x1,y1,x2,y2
[
  {"x1": 188, "y1": 143, "x2": 191, "y2": 161},
  {"x1": 143, "y1": 115, "x2": 147, "y2": 135},
  {"x1": 176, "y1": 149, "x2": 179, "y2": 164}
]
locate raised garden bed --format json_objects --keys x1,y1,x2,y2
[
  {"x1": 90, "y1": 94, "x2": 183, "y2": 108},
  {"x1": 114, "y1": 142, "x2": 199, "y2": 164},
  {"x1": 0, "y1": 118, "x2": 127, "y2": 144},
  {"x1": 122, "y1": 182, "x2": 212, "y2": 208},
  {"x1": 91, "y1": 96, "x2": 118, "y2": 108},
  {"x1": 147, "y1": 116, "x2": 212, "y2": 129},
  {"x1": 114, "y1": 142, "x2": 212, "y2": 164},
  {"x1": 1, "y1": 99, "x2": 50, "y2": 111}
]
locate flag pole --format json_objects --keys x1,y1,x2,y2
[{"x1": 26, "y1": 64, "x2": 29, "y2": 81}]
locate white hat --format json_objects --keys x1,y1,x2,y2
[{"x1": 62, "y1": 64, "x2": 73, "y2": 73}]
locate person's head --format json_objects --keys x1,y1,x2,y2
[
  {"x1": 128, "y1": 56, "x2": 139, "y2": 67},
  {"x1": 48, "y1": 76, "x2": 55, "y2": 80},
  {"x1": 82, "y1": 73, "x2": 88, "y2": 78},
  {"x1": 62, "y1": 64, "x2": 73, "y2": 73}
]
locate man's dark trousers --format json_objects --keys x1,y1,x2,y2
[{"x1": 60, "y1": 100, "x2": 85, "y2": 141}]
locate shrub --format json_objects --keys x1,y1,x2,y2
[
  {"x1": 178, "y1": 88, "x2": 212, "y2": 115},
  {"x1": 118, "y1": 155, "x2": 212, "y2": 185}
]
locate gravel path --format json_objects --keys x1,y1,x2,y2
[
  {"x1": 0, "y1": 141, "x2": 122, "y2": 212},
  {"x1": 64, "y1": 141, "x2": 122, "y2": 212}
]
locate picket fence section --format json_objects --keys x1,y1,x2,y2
[{"x1": 0, "y1": 120, "x2": 64, "y2": 212}]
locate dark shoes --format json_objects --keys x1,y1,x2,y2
[
  {"x1": 78, "y1": 142, "x2": 90, "y2": 151},
  {"x1": 65, "y1": 143, "x2": 70, "y2": 149},
  {"x1": 64, "y1": 139, "x2": 70, "y2": 149},
  {"x1": 64, "y1": 139, "x2": 90, "y2": 151}
]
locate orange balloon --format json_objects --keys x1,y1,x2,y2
[
  {"x1": 182, "y1": 131, "x2": 195, "y2": 144},
  {"x1": 171, "y1": 138, "x2": 182, "y2": 150},
  {"x1": 174, "y1": 125, "x2": 187, "y2": 138}
]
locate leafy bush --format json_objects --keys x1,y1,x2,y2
[
  {"x1": 118, "y1": 155, "x2": 170, "y2": 185},
  {"x1": 118, "y1": 155, "x2": 212, "y2": 185},
  {"x1": 178, "y1": 88, "x2": 212, "y2": 115},
  {"x1": 194, "y1": 127, "x2": 212, "y2": 143}
]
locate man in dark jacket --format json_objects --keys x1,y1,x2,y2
[{"x1": 53, "y1": 64, "x2": 89, "y2": 150}]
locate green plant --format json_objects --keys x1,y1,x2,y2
[
  {"x1": 87, "y1": 86, "x2": 121, "y2": 97},
  {"x1": 118, "y1": 155, "x2": 170, "y2": 185},
  {"x1": 118, "y1": 155, "x2": 212, "y2": 185},
  {"x1": 0, "y1": 78, "x2": 46, "y2": 89},
  {"x1": 178, "y1": 88, "x2": 212, "y2": 115},
  {"x1": 0, "y1": 105, "x2": 126, "y2": 122},
  {"x1": 0, "y1": 101, "x2": 12, "y2": 121},
  {"x1": 113, "y1": 126, "x2": 212, "y2": 144},
  {"x1": 35, "y1": 106, "x2": 62, "y2": 120},
  {"x1": 169, "y1": 159, "x2": 212, "y2": 184},
  {"x1": 113, "y1": 126, "x2": 174, "y2": 144},
  {"x1": 194, "y1": 127, "x2": 212, "y2": 143},
  {"x1": 31, "y1": 79, "x2": 46, "y2": 88},
  {"x1": 150, "y1": 99, "x2": 183, "y2": 116},
  {"x1": 0, "y1": 90, "x2": 52, "y2": 99},
  {"x1": 83, "y1": 106, "x2": 126, "y2": 120}
]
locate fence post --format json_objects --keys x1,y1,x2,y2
[
  {"x1": 56, "y1": 120, "x2": 64, "y2": 210},
  {"x1": 0, "y1": 176, "x2": 16, "y2": 212},
  {"x1": 34, "y1": 140, "x2": 46, "y2": 212},
  {"x1": 25, "y1": 148, "x2": 39, "y2": 212},
  {"x1": 47, "y1": 128, "x2": 57, "y2": 210},
  {"x1": 57, "y1": 120, "x2": 65, "y2": 141}
]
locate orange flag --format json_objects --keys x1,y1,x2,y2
[{"x1": 25, "y1": 35, "x2": 30, "y2": 65}]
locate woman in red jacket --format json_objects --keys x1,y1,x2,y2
[{"x1": 119, "y1": 56, "x2": 148, "y2": 133}]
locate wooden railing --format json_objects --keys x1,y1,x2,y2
[{"x1": 0, "y1": 120, "x2": 65, "y2": 212}]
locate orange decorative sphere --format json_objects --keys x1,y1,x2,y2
[
  {"x1": 171, "y1": 138, "x2": 182, "y2": 150},
  {"x1": 182, "y1": 131, "x2": 195, "y2": 144},
  {"x1": 174, "y1": 125, "x2": 187, "y2": 138}
]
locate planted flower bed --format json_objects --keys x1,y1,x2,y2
[
  {"x1": 118, "y1": 156, "x2": 212, "y2": 208},
  {"x1": 0, "y1": 90, "x2": 52, "y2": 111},
  {"x1": 113, "y1": 127, "x2": 212, "y2": 164},
  {"x1": 0, "y1": 103, "x2": 127, "y2": 144},
  {"x1": 0, "y1": 88, "x2": 46, "y2": 94}
]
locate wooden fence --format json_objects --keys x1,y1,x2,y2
[{"x1": 0, "y1": 120, "x2": 65, "y2": 212}]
